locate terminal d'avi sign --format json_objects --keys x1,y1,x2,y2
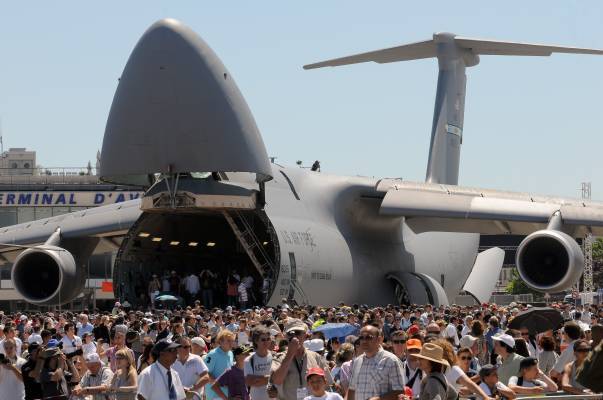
[{"x1": 0, "y1": 191, "x2": 143, "y2": 207}]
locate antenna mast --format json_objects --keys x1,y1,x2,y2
[{"x1": 580, "y1": 182, "x2": 595, "y2": 298}]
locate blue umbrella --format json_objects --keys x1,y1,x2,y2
[
  {"x1": 312, "y1": 323, "x2": 359, "y2": 340},
  {"x1": 154, "y1": 294, "x2": 179, "y2": 302}
]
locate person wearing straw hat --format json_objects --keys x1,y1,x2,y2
[{"x1": 413, "y1": 343, "x2": 458, "y2": 400}]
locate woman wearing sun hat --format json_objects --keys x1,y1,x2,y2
[{"x1": 413, "y1": 343, "x2": 458, "y2": 400}]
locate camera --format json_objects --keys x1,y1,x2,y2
[
  {"x1": 0, "y1": 354, "x2": 10, "y2": 365},
  {"x1": 65, "y1": 349, "x2": 83, "y2": 359}
]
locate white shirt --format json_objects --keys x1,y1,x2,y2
[
  {"x1": 244, "y1": 352, "x2": 273, "y2": 400},
  {"x1": 444, "y1": 323, "x2": 460, "y2": 346},
  {"x1": 479, "y1": 381, "x2": 511, "y2": 397},
  {"x1": 185, "y1": 275, "x2": 201, "y2": 294},
  {"x1": 138, "y1": 362, "x2": 186, "y2": 400},
  {"x1": 0, "y1": 356, "x2": 26, "y2": 399},
  {"x1": 172, "y1": 354, "x2": 208, "y2": 396},
  {"x1": 402, "y1": 361, "x2": 422, "y2": 397},
  {"x1": 60, "y1": 335, "x2": 82, "y2": 354},
  {"x1": 444, "y1": 365, "x2": 466, "y2": 390},
  {"x1": 82, "y1": 341, "x2": 97, "y2": 357},
  {"x1": 304, "y1": 393, "x2": 343, "y2": 400},
  {"x1": 237, "y1": 331, "x2": 249, "y2": 346},
  {"x1": 508, "y1": 375, "x2": 546, "y2": 388},
  {"x1": 552, "y1": 340, "x2": 576, "y2": 374},
  {"x1": 0, "y1": 337, "x2": 22, "y2": 356}
]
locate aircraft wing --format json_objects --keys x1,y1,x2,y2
[
  {"x1": 0, "y1": 199, "x2": 141, "y2": 264},
  {"x1": 375, "y1": 180, "x2": 603, "y2": 236}
]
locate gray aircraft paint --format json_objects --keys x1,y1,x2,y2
[
  {"x1": 304, "y1": 32, "x2": 603, "y2": 186},
  {"x1": 100, "y1": 18, "x2": 272, "y2": 186},
  {"x1": 2, "y1": 20, "x2": 603, "y2": 306}
]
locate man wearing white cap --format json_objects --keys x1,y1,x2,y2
[
  {"x1": 72, "y1": 353, "x2": 114, "y2": 399},
  {"x1": 493, "y1": 333, "x2": 524, "y2": 385},
  {"x1": 191, "y1": 337, "x2": 207, "y2": 356}
]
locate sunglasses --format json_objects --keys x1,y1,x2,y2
[
  {"x1": 392, "y1": 340, "x2": 406, "y2": 344},
  {"x1": 259, "y1": 338, "x2": 272, "y2": 342},
  {"x1": 180, "y1": 345, "x2": 191, "y2": 349},
  {"x1": 521, "y1": 332, "x2": 529, "y2": 336},
  {"x1": 460, "y1": 356, "x2": 472, "y2": 361},
  {"x1": 359, "y1": 335, "x2": 376, "y2": 341},
  {"x1": 576, "y1": 348, "x2": 591, "y2": 353}
]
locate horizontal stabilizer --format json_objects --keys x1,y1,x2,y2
[
  {"x1": 303, "y1": 39, "x2": 436, "y2": 69},
  {"x1": 304, "y1": 32, "x2": 603, "y2": 69}
]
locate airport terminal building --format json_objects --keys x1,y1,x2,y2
[{"x1": 0, "y1": 148, "x2": 142, "y2": 311}]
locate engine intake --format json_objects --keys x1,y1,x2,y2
[
  {"x1": 11, "y1": 246, "x2": 85, "y2": 305},
  {"x1": 516, "y1": 229, "x2": 584, "y2": 293}
]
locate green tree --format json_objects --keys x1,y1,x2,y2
[{"x1": 506, "y1": 268, "x2": 542, "y2": 298}]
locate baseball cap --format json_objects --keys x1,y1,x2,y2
[
  {"x1": 479, "y1": 364, "x2": 498, "y2": 379},
  {"x1": 406, "y1": 338, "x2": 422, "y2": 351},
  {"x1": 492, "y1": 333, "x2": 515, "y2": 348},
  {"x1": 407, "y1": 325, "x2": 420, "y2": 336},
  {"x1": 46, "y1": 339, "x2": 60, "y2": 348},
  {"x1": 306, "y1": 367, "x2": 326, "y2": 380},
  {"x1": 284, "y1": 319, "x2": 308, "y2": 334},
  {"x1": 85, "y1": 353, "x2": 103, "y2": 364},
  {"x1": 233, "y1": 345, "x2": 252, "y2": 357},
  {"x1": 152, "y1": 340, "x2": 181, "y2": 355},
  {"x1": 459, "y1": 335, "x2": 478, "y2": 349},
  {"x1": 303, "y1": 339, "x2": 325, "y2": 352},
  {"x1": 191, "y1": 337, "x2": 206, "y2": 348}
]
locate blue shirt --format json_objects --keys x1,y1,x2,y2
[
  {"x1": 77, "y1": 323, "x2": 94, "y2": 338},
  {"x1": 204, "y1": 347, "x2": 234, "y2": 400},
  {"x1": 486, "y1": 327, "x2": 502, "y2": 353}
]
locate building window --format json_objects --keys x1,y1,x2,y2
[
  {"x1": 11, "y1": 163, "x2": 17, "y2": 169},
  {"x1": 23, "y1": 163, "x2": 30, "y2": 169}
]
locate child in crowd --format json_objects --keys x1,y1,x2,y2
[
  {"x1": 212, "y1": 345, "x2": 252, "y2": 400},
  {"x1": 304, "y1": 367, "x2": 343, "y2": 400},
  {"x1": 508, "y1": 357, "x2": 558, "y2": 395}
]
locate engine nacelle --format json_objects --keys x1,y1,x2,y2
[
  {"x1": 516, "y1": 229, "x2": 584, "y2": 293},
  {"x1": 11, "y1": 246, "x2": 85, "y2": 305}
]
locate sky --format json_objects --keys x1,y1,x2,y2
[{"x1": 1, "y1": 2, "x2": 603, "y2": 199}]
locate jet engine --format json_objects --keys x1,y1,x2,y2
[
  {"x1": 516, "y1": 229, "x2": 584, "y2": 293},
  {"x1": 11, "y1": 245, "x2": 85, "y2": 305}
]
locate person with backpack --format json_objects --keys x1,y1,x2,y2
[
  {"x1": 403, "y1": 339, "x2": 423, "y2": 398},
  {"x1": 508, "y1": 357, "x2": 557, "y2": 396},
  {"x1": 244, "y1": 326, "x2": 273, "y2": 400},
  {"x1": 413, "y1": 342, "x2": 458, "y2": 400},
  {"x1": 477, "y1": 364, "x2": 516, "y2": 399}
]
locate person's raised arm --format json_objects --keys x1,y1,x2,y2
[
  {"x1": 3, "y1": 363, "x2": 23, "y2": 382},
  {"x1": 191, "y1": 370, "x2": 209, "y2": 392},
  {"x1": 537, "y1": 368, "x2": 558, "y2": 392},
  {"x1": 458, "y1": 372, "x2": 494, "y2": 399},
  {"x1": 211, "y1": 380, "x2": 229, "y2": 400},
  {"x1": 561, "y1": 362, "x2": 585, "y2": 395},
  {"x1": 271, "y1": 338, "x2": 299, "y2": 385}
]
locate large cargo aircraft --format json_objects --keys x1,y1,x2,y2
[{"x1": 3, "y1": 19, "x2": 603, "y2": 307}]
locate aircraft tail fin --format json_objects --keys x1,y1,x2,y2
[{"x1": 304, "y1": 33, "x2": 603, "y2": 185}]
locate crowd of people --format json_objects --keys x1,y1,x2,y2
[
  {"x1": 0, "y1": 299, "x2": 601, "y2": 399},
  {"x1": 141, "y1": 269, "x2": 268, "y2": 311}
]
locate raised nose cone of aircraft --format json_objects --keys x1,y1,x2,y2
[{"x1": 100, "y1": 18, "x2": 272, "y2": 185}]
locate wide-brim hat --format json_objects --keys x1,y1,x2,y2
[{"x1": 413, "y1": 343, "x2": 450, "y2": 367}]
